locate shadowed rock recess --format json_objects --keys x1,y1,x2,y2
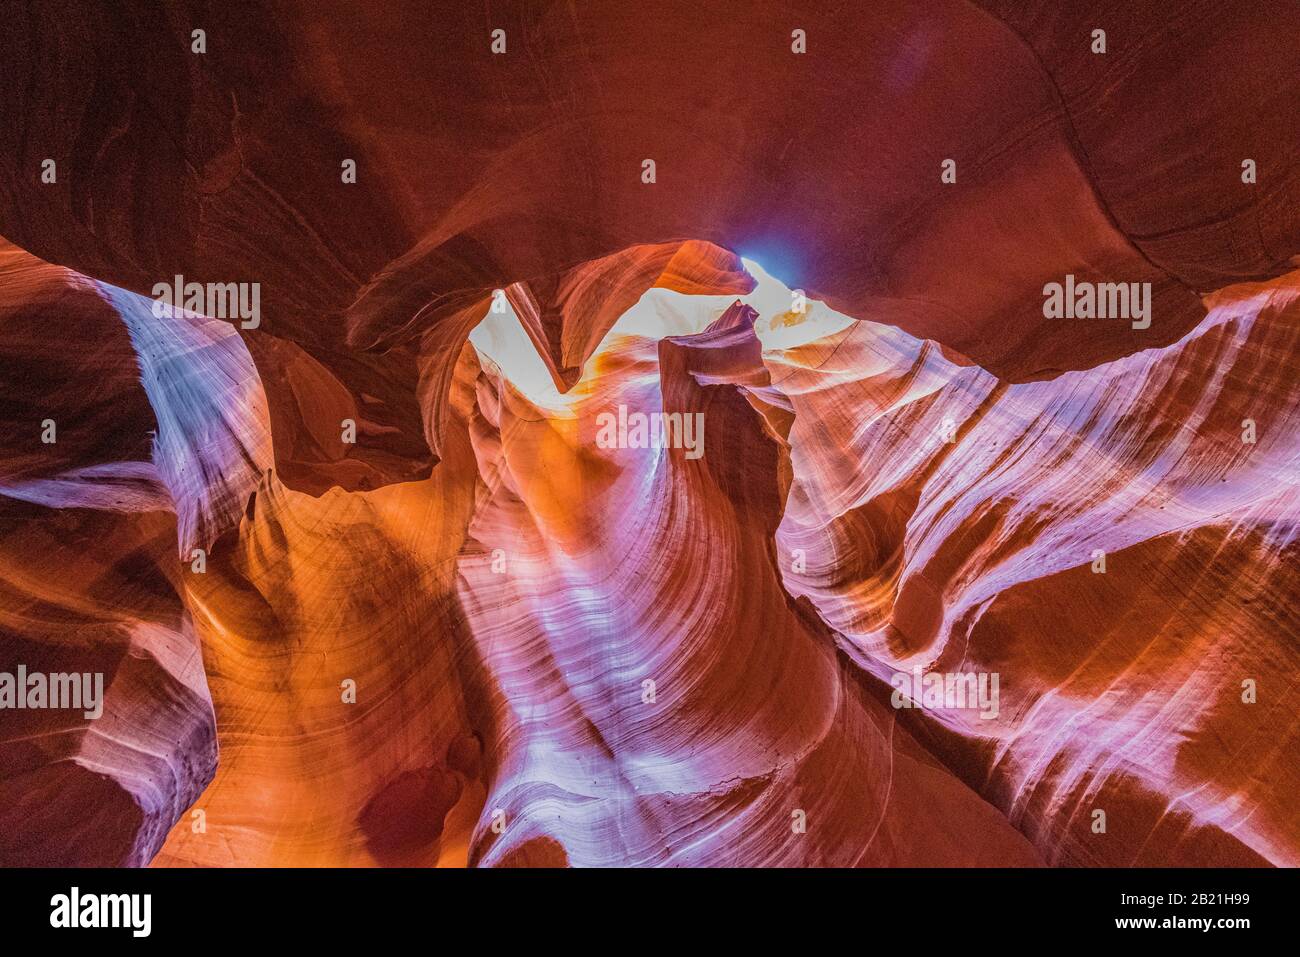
[{"x1": 0, "y1": 1, "x2": 1296, "y2": 868}]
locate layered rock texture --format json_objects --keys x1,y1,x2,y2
[{"x1": 0, "y1": 1, "x2": 1296, "y2": 867}]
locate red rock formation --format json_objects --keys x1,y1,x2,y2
[
  {"x1": 0, "y1": 244, "x2": 218, "y2": 866},
  {"x1": 0, "y1": 2, "x2": 1296, "y2": 868}
]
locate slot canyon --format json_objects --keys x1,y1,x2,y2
[{"x1": 0, "y1": 1, "x2": 1297, "y2": 870}]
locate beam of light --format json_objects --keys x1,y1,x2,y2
[{"x1": 740, "y1": 256, "x2": 856, "y2": 350}]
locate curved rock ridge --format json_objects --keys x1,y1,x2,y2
[
  {"x1": 0, "y1": 244, "x2": 218, "y2": 866},
  {"x1": 458, "y1": 289, "x2": 1041, "y2": 866},
  {"x1": 767, "y1": 268, "x2": 1300, "y2": 866}
]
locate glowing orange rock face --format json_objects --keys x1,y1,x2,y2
[{"x1": 1, "y1": 3, "x2": 1298, "y2": 868}]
